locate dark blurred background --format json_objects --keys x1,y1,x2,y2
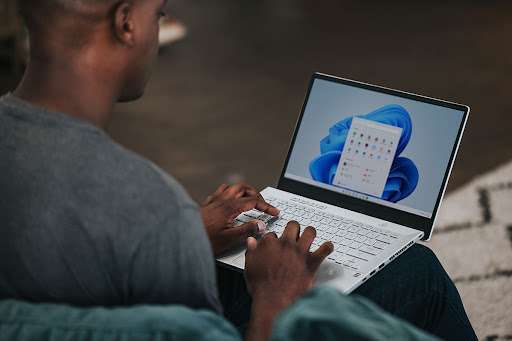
[{"x1": 1, "y1": 0, "x2": 511, "y2": 201}]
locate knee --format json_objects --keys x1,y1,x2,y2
[
  {"x1": 406, "y1": 244, "x2": 441, "y2": 268},
  {"x1": 403, "y1": 244, "x2": 453, "y2": 294},
  {"x1": 405, "y1": 243, "x2": 438, "y2": 264}
]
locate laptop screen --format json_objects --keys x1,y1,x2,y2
[{"x1": 283, "y1": 76, "x2": 466, "y2": 219}]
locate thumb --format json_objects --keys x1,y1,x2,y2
[
  {"x1": 225, "y1": 220, "x2": 266, "y2": 244},
  {"x1": 247, "y1": 236, "x2": 258, "y2": 252}
]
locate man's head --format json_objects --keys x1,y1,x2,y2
[{"x1": 19, "y1": 0, "x2": 167, "y2": 102}]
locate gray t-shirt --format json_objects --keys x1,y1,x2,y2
[{"x1": 0, "y1": 94, "x2": 222, "y2": 313}]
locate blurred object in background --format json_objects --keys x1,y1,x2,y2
[
  {"x1": 0, "y1": 0, "x2": 27, "y2": 76},
  {"x1": 159, "y1": 16, "x2": 187, "y2": 48}
]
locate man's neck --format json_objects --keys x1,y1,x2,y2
[{"x1": 14, "y1": 53, "x2": 118, "y2": 129}]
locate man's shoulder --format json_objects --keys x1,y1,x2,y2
[
  {"x1": 0, "y1": 93, "x2": 197, "y2": 217},
  {"x1": 97, "y1": 139, "x2": 198, "y2": 210}
]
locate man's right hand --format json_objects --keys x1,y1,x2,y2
[
  {"x1": 245, "y1": 221, "x2": 334, "y2": 304},
  {"x1": 244, "y1": 221, "x2": 334, "y2": 341}
]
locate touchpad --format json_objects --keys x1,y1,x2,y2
[{"x1": 315, "y1": 260, "x2": 344, "y2": 284}]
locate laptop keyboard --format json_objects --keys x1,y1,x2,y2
[{"x1": 235, "y1": 196, "x2": 399, "y2": 271}]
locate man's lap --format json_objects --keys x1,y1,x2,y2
[{"x1": 217, "y1": 244, "x2": 477, "y2": 340}]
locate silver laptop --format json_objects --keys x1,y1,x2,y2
[{"x1": 218, "y1": 72, "x2": 469, "y2": 294}]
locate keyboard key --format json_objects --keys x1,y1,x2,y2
[
  {"x1": 374, "y1": 241, "x2": 388, "y2": 249},
  {"x1": 321, "y1": 217, "x2": 332, "y2": 224},
  {"x1": 355, "y1": 250, "x2": 370, "y2": 261},
  {"x1": 376, "y1": 235, "x2": 392, "y2": 244},
  {"x1": 281, "y1": 213, "x2": 292, "y2": 220},
  {"x1": 358, "y1": 227, "x2": 370, "y2": 235},
  {"x1": 326, "y1": 226, "x2": 337, "y2": 234},
  {"x1": 335, "y1": 229, "x2": 346, "y2": 237},
  {"x1": 346, "y1": 250, "x2": 368, "y2": 262},
  {"x1": 350, "y1": 241, "x2": 362, "y2": 249},
  {"x1": 359, "y1": 245, "x2": 377, "y2": 255},
  {"x1": 329, "y1": 219, "x2": 339, "y2": 225},
  {"x1": 335, "y1": 221, "x2": 346, "y2": 228},
  {"x1": 339, "y1": 238, "x2": 350, "y2": 246},
  {"x1": 364, "y1": 239, "x2": 376, "y2": 246},
  {"x1": 301, "y1": 219, "x2": 312, "y2": 226},
  {"x1": 237, "y1": 214, "x2": 253, "y2": 223},
  {"x1": 355, "y1": 235, "x2": 367, "y2": 243},
  {"x1": 370, "y1": 246, "x2": 382, "y2": 255},
  {"x1": 346, "y1": 232, "x2": 356, "y2": 240},
  {"x1": 311, "y1": 215, "x2": 322, "y2": 222},
  {"x1": 274, "y1": 219, "x2": 286, "y2": 226},
  {"x1": 367, "y1": 231, "x2": 378, "y2": 239}
]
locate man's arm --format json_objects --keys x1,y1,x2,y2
[{"x1": 111, "y1": 161, "x2": 223, "y2": 312}]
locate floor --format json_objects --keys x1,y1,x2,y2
[
  {"x1": 2, "y1": 1, "x2": 512, "y2": 202},
  {"x1": 426, "y1": 160, "x2": 512, "y2": 340}
]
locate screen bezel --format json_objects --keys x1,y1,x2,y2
[{"x1": 277, "y1": 73, "x2": 470, "y2": 240}]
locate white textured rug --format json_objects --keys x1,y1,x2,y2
[{"x1": 423, "y1": 161, "x2": 512, "y2": 340}]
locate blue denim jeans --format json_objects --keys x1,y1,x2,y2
[{"x1": 217, "y1": 244, "x2": 477, "y2": 340}]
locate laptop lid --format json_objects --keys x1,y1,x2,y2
[{"x1": 278, "y1": 73, "x2": 469, "y2": 240}]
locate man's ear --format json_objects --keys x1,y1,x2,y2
[{"x1": 113, "y1": 1, "x2": 135, "y2": 47}]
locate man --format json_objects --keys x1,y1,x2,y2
[{"x1": 0, "y1": 0, "x2": 476, "y2": 340}]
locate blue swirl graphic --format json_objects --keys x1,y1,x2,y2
[{"x1": 309, "y1": 104, "x2": 419, "y2": 203}]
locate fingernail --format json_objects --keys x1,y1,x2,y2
[{"x1": 256, "y1": 220, "x2": 267, "y2": 232}]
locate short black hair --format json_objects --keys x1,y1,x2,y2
[
  {"x1": 18, "y1": 0, "x2": 120, "y2": 51},
  {"x1": 19, "y1": 0, "x2": 115, "y2": 30}
]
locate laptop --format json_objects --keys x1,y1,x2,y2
[{"x1": 218, "y1": 72, "x2": 469, "y2": 294}]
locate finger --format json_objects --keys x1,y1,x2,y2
[
  {"x1": 298, "y1": 226, "x2": 316, "y2": 253},
  {"x1": 224, "y1": 183, "x2": 249, "y2": 198},
  {"x1": 240, "y1": 187, "x2": 268, "y2": 207},
  {"x1": 230, "y1": 196, "x2": 259, "y2": 215},
  {"x1": 240, "y1": 186, "x2": 261, "y2": 199},
  {"x1": 235, "y1": 184, "x2": 280, "y2": 216},
  {"x1": 262, "y1": 231, "x2": 278, "y2": 242},
  {"x1": 224, "y1": 184, "x2": 269, "y2": 204},
  {"x1": 219, "y1": 196, "x2": 257, "y2": 222},
  {"x1": 253, "y1": 198, "x2": 280, "y2": 216},
  {"x1": 211, "y1": 183, "x2": 229, "y2": 201},
  {"x1": 280, "y1": 221, "x2": 300, "y2": 242},
  {"x1": 230, "y1": 197, "x2": 279, "y2": 218},
  {"x1": 245, "y1": 236, "x2": 258, "y2": 267},
  {"x1": 237, "y1": 183, "x2": 261, "y2": 200},
  {"x1": 246, "y1": 237, "x2": 258, "y2": 252},
  {"x1": 223, "y1": 221, "x2": 263, "y2": 246},
  {"x1": 240, "y1": 187, "x2": 280, "y2": 216},
  {"x1": 202, "y1": 195, "x2": 213, "y2": 206},
  {"x1": 203, "y1": 184, "x2": 229, "y2": 205},
  {"x1": 214, "y1": 183, "x2": 229, "y2": 196},
  {"x1": 308, "y1": 241, "x2": 334, "y2": 272}
]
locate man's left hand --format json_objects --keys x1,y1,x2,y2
[{"x1": 200, "y1": 183, "x2": 279, "y2": 256}]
